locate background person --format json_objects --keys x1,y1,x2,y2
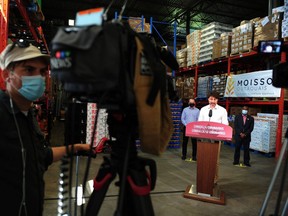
[
  {"x1": 233, "y1": 106, "x2": 254, "y2": 167},
  {"x1": 0, "y1": 42, "x2": 93, "y2": 216},
  {"x1": 181, "y1": 98, "x2": 199, "y2": 161}
]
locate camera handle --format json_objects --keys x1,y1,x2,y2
[{"x1": 259, "y1": 128, "x2": 288, "y2": 215}]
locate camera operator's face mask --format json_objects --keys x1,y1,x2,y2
[{"x1": 18, "y1": 75, "x2": 46, "y2": 101}]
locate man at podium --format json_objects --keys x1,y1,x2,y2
[
  {"x1": 198, "y1": 91, "x2": 228, "y2": 125},
  {"x1": 198, "y1": 91, "x2": 229, "y2": 184}
]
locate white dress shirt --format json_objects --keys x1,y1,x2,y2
[{"x1": 198, "y1": 104, "x2": 229, "y2": 125}]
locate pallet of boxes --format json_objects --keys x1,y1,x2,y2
[
  {"x1": 253, "y1": 12, "x2": 282, "y2": 49},
  {"x1": 198, "y1": 22, "x2": 233, "y2": 64},
  {"x1": 251, "y1": 113, "x2": 288, "y2": 154},
  {"x1": 128, "y1": 17, "x2": 151, "y2": 33},
  {"x1": 176, "y1": 47, "x2": 188, "y2": 69},
  {"x1": 186, "y1": 30, "x2": 201, "y2": 67},
  {"x1": 230, "y1": 19, "x2": 257, "y2": 56},
  {"x1": 174, "y1": 76, "x2": 195, "y2": 100},
  {"x1": 212, "y1": 32, "x2": 232, "y2": 60},
  {"x1": 283, "y1": 0, "x2": 288, "y2": 41}
]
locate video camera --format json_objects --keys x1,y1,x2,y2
[
  {"x1": 50, "y1": 21, "x2": 179, "y2": 110},
  {"x1": 258, "y1": 40, "x2": 288, "y2": 88}
]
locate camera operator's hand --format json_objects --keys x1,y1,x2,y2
[
  {"x1": 73, "y1": 143, "x2": 92, "y2": 153},
  {"x1": 74, "y1": 144, "x2": 97, "y2": 158},
  {"x1": 52, "y1": 144, "x2": 96, "y2": 162}
]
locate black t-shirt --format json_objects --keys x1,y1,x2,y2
[{"x1": 0, "y1": 91, "x2": 53, "y2": 216}]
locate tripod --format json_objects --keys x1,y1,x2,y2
[
  {"x1": 85, "y1": 111, "x2": 157, "y2": 216},
  {"x1": 259, "y1": 128, "x2": 288, "y2": 216}
]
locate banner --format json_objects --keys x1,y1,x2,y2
[
  {"x1": 186, "y1": 121, "x2": 232, "y2": 141},
  {"x1": 224, "y1": 70, "x2": 281, "y2": 97}
]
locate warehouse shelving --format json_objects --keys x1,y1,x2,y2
[{"x1": 176, "y1": 45, "x2": 288, "y2": 157}]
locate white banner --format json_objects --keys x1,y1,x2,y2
[{"x1": 224, "y1": 70, "x2": 281, "y2": 97}]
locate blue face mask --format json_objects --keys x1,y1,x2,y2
[
  {"x1": 18, "y1": 75, "x2": 45, "y2": 101},
  {"x1": 242, "y1": 110, "x2": 248, "y2": 115}
]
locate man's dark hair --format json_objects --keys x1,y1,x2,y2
[{"x1": 207, "y1": 91, "x2": 220, "y2": 99}]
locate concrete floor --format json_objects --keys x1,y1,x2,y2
[{"x1": 43, "y1": 121, "x2": 287, "y2": 216}]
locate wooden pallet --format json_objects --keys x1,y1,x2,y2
[
  {"x1": 250, "y1": 149, "x2": 275, "y2": 158},
  {"x1": 186, "y1": 63, "x2": 198, "y2": 68},
  {"x1": 252, "y1": 97, "x2": 278, "y2": 101},
  {"x1": 228, "y1": 97, "x2": 251, "y2": 102},
  {"x1": 198, "y1": 60, "x2": 212, "y2": 65},
  {"x1": 230, "y1": 48, "x2": 252, "y2": 56},
  {"x1": 212, "y1": 55, "x2": 228, "y2": 61}
]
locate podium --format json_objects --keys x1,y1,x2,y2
[{"x1": 183, "y1": 121, "x2": 232, "y2": 205}]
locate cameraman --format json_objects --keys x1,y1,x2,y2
[{"x1": 0, "y1": 42, "x2": 92, "y2": 216}]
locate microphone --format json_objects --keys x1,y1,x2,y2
[{"x1": 209, "y1": 109, "x2": 213, "y2": 118}]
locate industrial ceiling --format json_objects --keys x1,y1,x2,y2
[{"x1": 41, "y1": 0, "x2": 278, "y2": 47}]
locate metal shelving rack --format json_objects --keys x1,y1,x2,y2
[
  {"x1": 176, "y1": 46, "x2": 288, "y2": 157},
  {"x1": 0, "y1": 0, "x2": 9, "y2": 89}
]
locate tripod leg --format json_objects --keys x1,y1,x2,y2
[
  {"x1": 260, "y1": 131, "x2": 288, "y2": 216},
  {"x1": 105, "y1": 112, "x2": 157, "y2": 216},
  {"x1": 281, "y1": 198, "x2": 288, "y2": 216},
  {"x1": 274, "y1": 145, "x2": 288, "y2": 216},
  {"x1": 122, "y1": 157, "x2": 157, "y2": 216},
  {"x1": 85, "y1": 156, "x2": 116, "y2": 216}
]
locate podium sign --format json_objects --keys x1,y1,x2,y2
[
  {"x1": 186, "y1": 121, "x2": 232, "y2": 141},
  {"x1": 183, "y1": 121, "x2": 232, "y2": 205}
]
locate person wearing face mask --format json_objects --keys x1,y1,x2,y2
[
  {"x1": 181, "y1": 98, "x2": 200, "y2": 161},
  {"x1": 233, "y1": 106, "x2": 254, "y2": 167},
  {"x1": 0, "y1": 42, "x2": 94, "y2": 216}
]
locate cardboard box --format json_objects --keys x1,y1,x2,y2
[
  {"x1": 128, "y1": 17, "x2": 151, "y2": 33},
  {"x1": 253, "y1": 13, "x2": 282, "y2": 47},
  {"x1": 212, "y1": 38, "x2": 222, "y2": 59},
  {"x1": 231, "y1": 22, "x2": 254, "y2": 54}
]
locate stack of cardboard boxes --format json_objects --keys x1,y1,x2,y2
[
  {"x1": 211, "y1": 74, "x2": 227, "y2": 97},
  {"x1": 198, "y1": 22, "x2": 233, "y2": 63},
  {"x1": 251, "y1": 114, "x2": 288, "y2": 153},
  {"x1": 175, "y1": 77, "x2": 184, "y2": 99},
  {"x1": 183, "y1": 76, "x2": 195, "y2": 99},
  {"x1": 253, "y1": 13, "x2": 282, "y2": 47},
  {"x1": 176, "y1": 48, "x2": 187, "y2": 68},
  {"x1": 230, "y1": 19, "x2": 256, "y2": 55},
  {"x1": 175, "y1": 76, "x2": 195, "y2": 99},
  {"x1": 197, "y1": 76, "x2": 213, "y2": 98},
  {"x1": 186, "y1": 30, "x2": 201, "y2": 67},
  {"x1": 282, "y1": 0, "x2": 288, "y2": 39},
  {"x1": 212, "y1": 32, "x2": 232, "y2": 59},
  {"x1": 128, "y1": 17, "x2": 151, "y2": 33}
]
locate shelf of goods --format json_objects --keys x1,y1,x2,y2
[
  {"x1": 169, "y1": 101, "x2": 182, "y2": 149},
  {"x1": 174, "y1": 10, "x2": 288, "y2": 157},
  {"x1": 175, "y1": 49, "x2": 287, "y2": 157}
]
